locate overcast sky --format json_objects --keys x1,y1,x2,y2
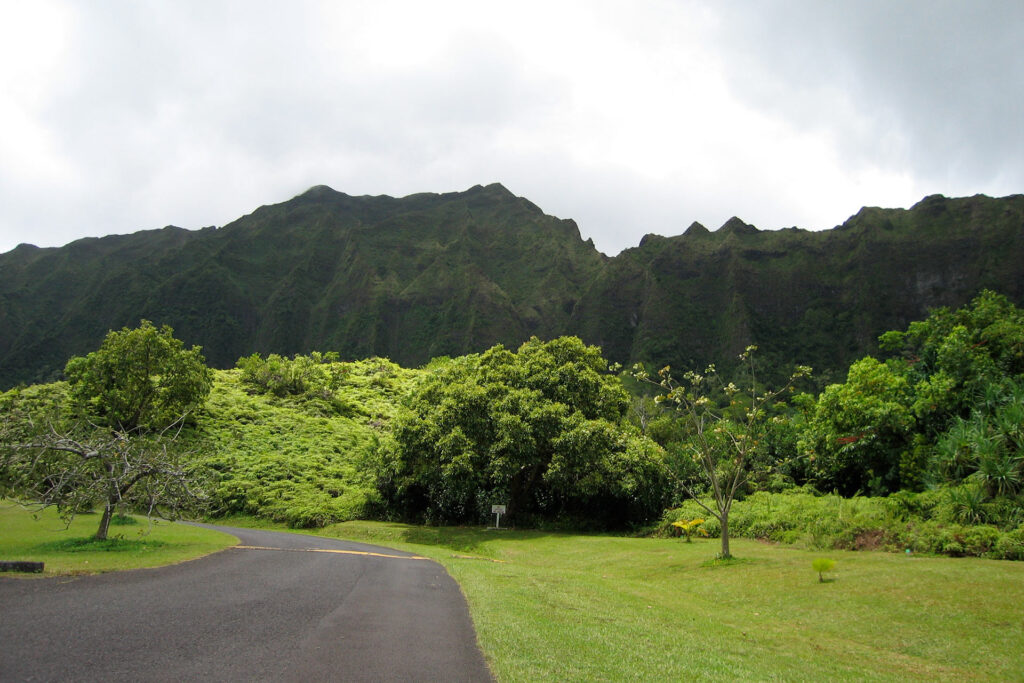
[{"x1": 1, "y1": 1, "x2": 1022, "y2": 256}]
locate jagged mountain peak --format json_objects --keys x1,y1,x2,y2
[
  {"x1": 717, "y1": 216, "x2": 759, "y2": 235},
  {"x1": 300, "y1": 184, "x2": 340, "y2": 198},
  {"x1": 467, "y1": 182, "x2": 514, "y2": 196}
]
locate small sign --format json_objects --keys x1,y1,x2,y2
[{"x1": 491, "y1": 504, "x2": 507, "y2": 529}]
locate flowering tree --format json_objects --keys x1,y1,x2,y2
[{"x1": 635, "y1": 346, "x2": 810, "y2": 558}]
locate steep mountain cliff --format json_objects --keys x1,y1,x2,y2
[
  {"x1": 1, "y1": 186, "x2": 1022, "y2": 388},
  {"x1": 571, "y1": 193, "x2": 1024, "y2": 382},
  {"x1": 0, "y1": 184, "x2": 604, "y2": 386}
]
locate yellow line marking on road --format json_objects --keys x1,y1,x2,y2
[
  {"x1": 235, "y1": 545, "x2": 430, "y2": 561},
  {"x1": 450, "y1": 554, "x2": 507, "y2": 563}
]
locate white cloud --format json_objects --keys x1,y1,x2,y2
[{"x1": 0, "y1": 0, "x2": 1021, "y2": 255}]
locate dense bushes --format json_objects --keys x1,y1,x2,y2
[
  {"x1": 800, "y1": 291, "x2": 1024, "y2": 497},
  {"x1": 6, "y1": 296, "x2": 1021, "y2": 550},
  {"x1": 196, "y1": 357, "x2": 420, "y2": 527},
  {"x1": 662, "y1": 488, "x2": 1024, "y2": 560},
  {"x1": 934, "y1": 381, "x2": 1024, "y2": 497}
]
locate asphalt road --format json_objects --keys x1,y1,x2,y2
[{"x1": 0, "y1": 525, "x2": 494, "y2": 682}]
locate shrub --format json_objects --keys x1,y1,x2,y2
[
  {"x1": 812, "y1": 557, "x2": 836, "y2": 582},
  {"x1": 671, "y1": 518, "x2": 707, "y2": 542},
  {"x1": 962, "y1": 525, "x2": 1001, "y2": 557},
  {"x1": 193, "y1": 362, "x2": 418, "y2": 528},
  {"x1": 993, "y1": 528, "x2": 1024, "y2": 560}
]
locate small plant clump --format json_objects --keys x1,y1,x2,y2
[
  {"x1": 812, "y1": 557, "x2": 836, "y2": 583},
  {"x1": 671, "y1": 518, "x2": 707, "y2": 542}
]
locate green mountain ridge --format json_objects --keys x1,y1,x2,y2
[{"x1": 2, "y1": 185, "x2": 1023, "y2": 388}]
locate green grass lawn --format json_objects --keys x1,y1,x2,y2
[
  {"x1": 7, "y1": 501, "x2": 1021, "y2": 680},
  {"x1": 0, "y1": 502, "x2": 237, "y2": 576},
  {"x1": 310, "y1": 521, "x2": 1024, "y2": 682}
]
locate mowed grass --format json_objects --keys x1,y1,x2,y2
[
  {"x1": 313, "y1": 521, "x2": 1024, "y2": 682},
  {"x1": 0, "y1": 502, "x2": 237, "y2": 576}
]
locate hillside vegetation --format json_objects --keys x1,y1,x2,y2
[
  {"x1": 0, "y1": 353, "x2": 422, "y2": 530},
  {"x1": 196, "y1": 356, "x2": 421, "y2": 527},
  {"x1": 2, "y1": 185, "x2": 1022, "y2": 389},
  {"x1": 3, "y1": 293, "x2": 1024, "y2": 557},
  {"x1": 652, "y1": 291, "x2": 1024, "y2": 559}
]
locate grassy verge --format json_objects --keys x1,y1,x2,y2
[
  {"x1": 306, "y1": 520, "x2": 1024, "y2": 681},
  {"x1": 0, "y1": 502, "x2": 237, "y2": 576}
]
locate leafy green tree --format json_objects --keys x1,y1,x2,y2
[
  {"x1": 881, "y1": 290, "x2": 1024, "y2": 381},
  {"x1": 880, "y1": 289, "x2": 1024, "y2": 431},
  {"x1": 801, "y1": 291, "x2": 1024, "y2": 495},
  {"x1": 635, "y1": 346, "x2": 811, "y2": 558},
  {"x1": 64, "y1": 321, "x2": 213, "y2": 431},
  {"x1": 379, "y1": 337, "x2": 671, "y2": 527},
  {"x1": 3, "y1": 322, "x2": 214, "y2": 539},
  {"x1": 799, "y1": 357, "x2": 916, "y2": 495}
]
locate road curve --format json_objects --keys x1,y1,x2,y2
[{"x1": 0, "y1": 525, "x2": 493, "y2": 682}]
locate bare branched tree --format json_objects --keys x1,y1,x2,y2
[{"x1": 1, "y1": 411, "x2": 210, "y2": 540}]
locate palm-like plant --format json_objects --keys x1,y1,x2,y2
[
  {"x1": 935, "y1": 419, "x2": 978, "y2": 481},
  {"x1": 973, "y1": 446, "x2": 1022, "y2": 497},
  {"x1": 671, "y1": 518, "x2": 707, "y2": 542},
  {"x1": 947, "y1": 483, "x2": 988, "y2": 524},
  {"x1": 995, "y1": 399, "x2": 1024, "y2": 452}
]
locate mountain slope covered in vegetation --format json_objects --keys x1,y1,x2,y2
[
  {"x1": 1, "y1": 185, "x2": 1022, "y2": 388},
  {"x1": 572, "y1": 194, "x2": 1024, "y2": 383}
]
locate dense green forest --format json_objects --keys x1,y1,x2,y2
[
  {"x1": 3, "y1": 292, "x2": 1023, "y2": 559},
  {"x1": 2, "y1": 185, "x2": 1022, "y2": 389}
]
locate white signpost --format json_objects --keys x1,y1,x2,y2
[{"x1": 491, "y1": 504, "x2": 507, "y2": 529}]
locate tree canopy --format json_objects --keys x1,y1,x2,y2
[
  {"x1": 2, "y1": 322, "x2": 214, "y2": 539},
  {"x1": 378, "y1": 336, "x2": 671, "y2": 528},
  {"x1": 800, "y1": 290, "x2": 1024, "y2": 496},
  {"x1": 0, "y1": 413, "x2": 208, "y2": 540},
  {"x1": 64, "y1": 320, "x2": 213, "y2": 431}
]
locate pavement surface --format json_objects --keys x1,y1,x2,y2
[{"x1": 0, "y1": 525, "x2": 494, "y2": 682}]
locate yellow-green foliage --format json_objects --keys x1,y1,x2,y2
[
  {"x1": 195, "y1": 358, "x2": 422, "y2": 527},
  {"x1": 2, "y1": 358, "x2": 421, "y2": 530},
  {"x1": 812, "y1": 557, "x2": 836, "y2": 582},
  {"x1": 671, "y1": 517, "x2": 707, "y2": 541}
]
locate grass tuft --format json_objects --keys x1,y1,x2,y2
[
  {"x1": 34, "y1": 537, "x2": 169, "y2": 553},
  {"x1": 110, "y1": 513, "x2": 140, "y2": 526},
  {"x1": 700, "y1": 555, "x2": 755, "y2": 569}
]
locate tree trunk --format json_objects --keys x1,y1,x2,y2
[
  {"x1": 719, "y1": 512, "x2": 731, "y2": 559},
  {"x1": 95, "y1": 501, "x2": 114, "y2": 540}
]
